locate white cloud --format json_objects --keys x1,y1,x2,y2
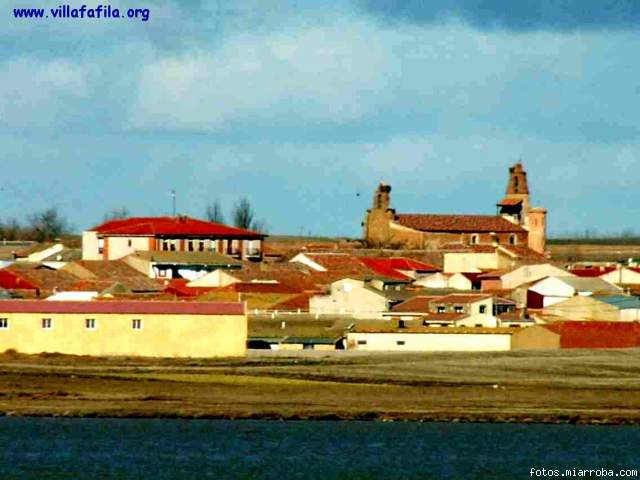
[
  {"x1": 127, "y1": 18, "x2": 400, "y2": 131},
  {"x1": 0, "y1": 58, "x2": 89, "y2": 128}
]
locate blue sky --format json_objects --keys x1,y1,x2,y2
[{"x1": 2, "y1": 0, "x2": 639, "y2": 237}]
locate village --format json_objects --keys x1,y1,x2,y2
[{"x1": 1, "y1": 163, "x2": 639, "y2": 358}]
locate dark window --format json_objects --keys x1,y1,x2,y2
[
  {"x1": 132, "y1": 319, "x2": 142, "y2": 330},
  {"x1": 128, "y1": 239, "x2": 132, "y2": 247},
  {"x1": 396, "y1": 340, "x2": 405, "y2": 346},
  {"x1": 85, "y1": 318, "x2": 96, "y2": 329},
  {"x1": 357, "y1": 340, "x2": 367, "y2": 345},
  {"x1": 437, "y1": 306, "x2": 445, "y2": 313},
  {"x1": 454, "y1": 306, "x2": 464, "y2": 313},
  {"x1": 42, "y1": 318, "x2": 52, "y2": 329},
  {"x1": 479, "y1": 305, "x2": 487, "y2": 314},
  {"x1": 0, "y1": 318, "x2": 8, "y2": 329}
]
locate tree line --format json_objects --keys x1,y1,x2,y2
[{"x1": 0, "y1": 197, "x2": 267, "y2": 242}]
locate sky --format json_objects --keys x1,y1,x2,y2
[{"x1": 2, "y1": 0, "x2": 639, "y2": 238}]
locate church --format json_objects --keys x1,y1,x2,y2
[{"x1": 363, "y1": 163, "x2": 547, "y2": 254}]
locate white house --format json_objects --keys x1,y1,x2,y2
[{"x1": 528, "y1": 276, "x2": 621, "y2": 308}]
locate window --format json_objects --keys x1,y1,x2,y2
[
  {"x1": 169, "y1": 240, "x2": 176, "y2": 252},
  {"x1": 132, "y1": 319, "x2": 142, "y2": 330},
  {"x1": 454, "y1": 306, "x2": 464, "y2": 313},
  {"x1": 188, "y1": 240, "x2": 194, "y2": 252},
  {"x1": 470, "y1": 234, "x2": 479, "y2": 245},
  {"x1": 437, "y1": 306, "x2": 445, "y2": 313},
  {"x1": 357, "y1": 340, "x2": 367, "y2": 345},
  {"x1": 474, "y1": 324, "x2": 483, "y2": 328},
  {"x1": 98, "y1": 238, "x2": 105, "y2": 255},
  {"x1": 42, "y1": 318, "x2": 52, "y2": 329},
  {"x1": 85, "y1": 318, "x2": 96, "y2": 330},
  {"x1": 396, "y1": 340, "x2": 405, "y2": 346},
  {"x1": 128, "y1": 239, "x2": 132, "y2": 247},
  {"x1": 0, "y1": 318, "x2": 8, "y2": 329},
  {"x1": 198, "y1": 241, "x2": 205, "y2": 252},
  {"x1": 479, "y1": 305, "x2": 487, "y2": 314},
  {"x1": 509, "y1": 234, "x2": 517, "y2": 245}
]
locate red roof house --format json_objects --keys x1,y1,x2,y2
[{"x1": 83, "y1": 216, "x2": 267, "y2": 262}]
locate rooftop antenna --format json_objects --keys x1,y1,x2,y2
[{"x1": 170, "y1": 188, "x2": 176, "y2": 217}]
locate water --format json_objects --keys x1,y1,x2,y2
[{"x1": 0, "y1": 418, "x2": 638, "y2": 479}]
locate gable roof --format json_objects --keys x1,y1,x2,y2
[
  {"x1": 89, "y1": 216, "x2": 265, "y2": 239},
  {"x1": 66, "y1": 260, "x2": 163, "y2": 292},
  {"x1": 569, "y1": 266, "x2": 617, "y2": 277},
  {"x1": 554, "y1": 276, "x2": 620, "y2": 293},
  {"x1": 431, "y1": 293, "x2": 491, "y2": 304},
  {"x1": 2, "y1": 265, "x2": 79, "y2": 292},
  {"x1": 394, "y1": 214, "x2": 525, "y2": 233},
  {"x1": 130, "y1": 251, "x2": 242, "y2": 267},
  {"x1": 391, "y1": 296, "x2": 441, "y2": 313},
  {"x1": 591, "y1": 295, "x2": 640, "y2": 310}
]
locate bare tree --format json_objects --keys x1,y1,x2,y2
[
  {"x1": 205, "y1": 201, "x2": 225, "y2": 224},
  {"x1": 103, "y1": 207, "x2": 130, "y2": 222},
  {"x1": 232, "y1": 197, "x2": 267, "y2": 232},
  {"x1": 232, "y1": 198, "x2": 254, "y2": 230},
  {"x1": 0, "y1": 218, "x2": 22, "y2": 240},
  {"x1": 27, "y1": 208, "x2": 69, "y2": 242}
]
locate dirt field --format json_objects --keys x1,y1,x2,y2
[{"x1": 1, "y1": 349, "x2": 640, "y2": 424}]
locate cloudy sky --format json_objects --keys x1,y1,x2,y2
[{"x1": 2, "y1": 0, "x2": 639, "y2": 237}]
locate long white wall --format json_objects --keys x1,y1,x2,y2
[{"x1": 347, "y1": 332, "x2": 512, "y2": 352}]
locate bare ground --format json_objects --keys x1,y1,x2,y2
[{"x1": 1, "y1": 349, "x2": 640, "y2": 424}]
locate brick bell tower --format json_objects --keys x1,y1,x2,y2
[
  {"x1": 497, "y1": 163, "x2": 547, "y2": 254},
  {"x1": 363, "y1": 181, "x2": 395, "y2": 247}
]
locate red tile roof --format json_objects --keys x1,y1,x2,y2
[
  {"x1": 2, "y1": 266, "x2": 79, "y2": 292},
  {"x1": 569, "y1": 267, "x2": 617, "y2": 277},
  {"x1": 497, "y1": 198, "x2": 523, "y2": 206},
  {"x1": 0, "y1": 299, "x2": 245, "y2": 315},
  {"x1": 358, "y1": 257, "x2": 440, "y2": 280},
  {"x1": 71, "y1": 260, "x2": 163, "y2": 292},
  {"x1": 222, "y1": 282, "x2": 301, "y2": 294},
  {"x1": 0, "y1": 269, "x2": 38, "y2": 290},
  {"x1": 90, "y1": 216, "x2": 265, "y2": 238},
  {"x1": 394, "y1": 214, "x2": 525, "y2": 233},
  {"x1": 440, "y1": 244, "x2": 498, "y2": 253},
  {"x1": 303, "y1": 254, "x2": 375, "y2": 275},
  {"x1": 356, "y1": 258, "x2": 411, "y2": 281},
  {"x1": 270, "y1": 292, "x2": 314, "y2": 311},
  {"x1": 431, "y1": 294, "x2": 491, "y2": 304},
  {"x1": 391, "y1": 296, "x2": 440, "y2": 313}
]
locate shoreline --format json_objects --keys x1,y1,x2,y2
[
  {"x1": 1, "y1": 410, "x2": 640, "y2": 426},
  {"x1": 1, "y1": 349, "x2": 640, "y2": 427}
]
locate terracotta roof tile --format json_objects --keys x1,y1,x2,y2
[
  {"x1": 90, "y1": 216, "x2": 265, "y2": 238},
  {"x1": 394, "y1": 214, "x2": 525, "y2": 233},
  {"x1": 391, "y1": 296, "x2": 441, "y2": 313},
  {"x1": 431, "y1": 293, "x2": 491, "y2": 304},
  {"x1": 0, "y1": 299, "x2": 244, "y2": 315}
]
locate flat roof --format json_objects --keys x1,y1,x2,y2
[{"x1": 0, "y1": 300, "x2": 245, "y2": 316}]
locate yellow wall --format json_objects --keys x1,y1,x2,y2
[{"x1": 0, "y1": 312, "x2": 247, "y2": 358}]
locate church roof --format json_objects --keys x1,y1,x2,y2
[
  {"x1": 497, "y1": 198, "x2": 522, "y2": 206},
  {"x1": 394, "y1": 214, "x2": 526, "y2": 233}
]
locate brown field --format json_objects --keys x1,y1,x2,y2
[
  {"x1": 548, "y1": 243, "x2": 640, "y2": 262},
  {"x1": 1, "y1": 349, "x2": 640, "y2": 424}
]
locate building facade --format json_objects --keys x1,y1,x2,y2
[
  {"x1": 363, "y1": 163, "x2": 547, "y2": 254},
  {"x1": 82, "y1": 216, "x2": 266, "y2": 262},
  {"x1": 0, "y1": 300, "x2": 247, "y2": 358}
]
